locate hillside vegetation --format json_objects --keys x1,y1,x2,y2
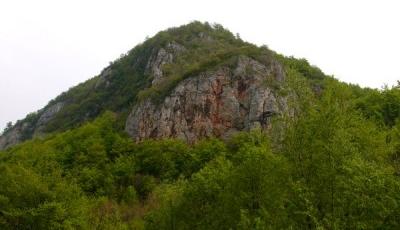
[
  {"x1": 1, "y1": 22, "x2": 400, "y2": 229},
  {"x1": 3, "y1": 22, "x2": 273, "y2": 140}
]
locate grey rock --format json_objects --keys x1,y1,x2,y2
[
  {"x1": 0, "y1": 122, "x2": 29, "y2": 150},
  {"x1": 95, "y1": 67, "x2": 113, "y2": 89},
  {"x1": 0, "y1": 102, "x2": 64, "y2": 150},
  {"x1": 126, "y1": 56, "x2": 288, "y2": 143},
  {"x1": 34, "y1": 102, "x2": 64, "y2": 136},
  {"x1": 145, "y1": 42, "x2": 185, "y2": 85}
]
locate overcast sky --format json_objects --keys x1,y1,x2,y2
[{"x1": 1, "y1": 0, "x2": 399, "y2": 130}]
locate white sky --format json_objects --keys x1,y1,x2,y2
[{"x1": 1, "y1": 0, "x2": 399, "y2": 130}]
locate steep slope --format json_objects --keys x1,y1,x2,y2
[
  {"x1": 2, "y1": 22, "x2": 400, "y2": 230},
  {"x1": 126, "y1": 56, "x2": 287, "y2": 142},
  {"x1": 0, "y1": 21, "x2": 324, "y2": 150}
]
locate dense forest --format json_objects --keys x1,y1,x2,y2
[{"x1": 1, "y1": 22, "x2": 400, "y2": 229}]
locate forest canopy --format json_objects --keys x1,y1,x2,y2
[
  {"x1": 1, "y1": 22, "x2": 400, "y2": 229},
  {"x1": 1, "y1": 78, "x2": 400, "y2": 229}
]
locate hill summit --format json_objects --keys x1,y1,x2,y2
[
  {"x1": 0, "y1": 21, "x2": 325, "y2": 149},
  {"x1": 1, "y1": 21, "x2": 400, "y2": 230}
]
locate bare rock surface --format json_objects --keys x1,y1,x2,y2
[
  {"x1": 126, "y1": 56, "x2": 287, "y2": 142},
  {"x1": 33, "y1": 102, "x2": 64, "y2": 136},
  {"x1": 145, "y1": 42, "x2": 186, "y2": 85},
  {"x1": 0, "y1": 122, "x2": 28, "y2": 150},
  {"x1": 0, "y1": 102, "x2": 64, "y2": 150}
]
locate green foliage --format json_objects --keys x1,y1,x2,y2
[
  {"x1": 144, "y1": 81, "x2": 400, "y2": 229},
  {"x1": 2, "y1": 22, "x2": 400, "y2": 229},
  {"x1": 355, "y1": 85, "x2": 400, "y2": 127},
  {"x1": 10, "y1": 21, "x2": 275, "y2": 143},
  {"x1": 137, "y1": 23, "x2": 273, "y2": 103},
  {"x1": 0, "y1": 164, "x2": 89, "y2": 229},
  {"x1": 133, "y1": 139, "x2": 190, "y2": 180},
  {"x1": 276, "y1": 55, "x2": 326, "y2": 82},
  {"x1": 2, "y1": 92, "x2": 400, "y2": 229},
  {"x1": 5, "y1": 112, "x2": 41, "y2": 140},
  {"x1": 275, "y1": 53, "x2": 329, "y2": 105},
  {"x1": 281, "y1": 81, "x2": 400, "y2": 229},
  {"x1": 0, "y1": 112, "x2": 134, "y2": 229},
  {"x1": 146, "y1": 131, "x2": 291, "y2": 229}
]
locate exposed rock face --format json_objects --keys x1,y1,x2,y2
[
  {"x1": 33, "y1": 102, "x2": 64, "y2": 136},
  {"x1": 0, "y1": 122, "x2": 29, "y2": 150},
  {"x1": 0, "y1": 23, "x2": 298, "y2": 150},
  {"x1": 126, "y1": 56, "x2": 287, "y2": 143},
  {"x1": 0, "y1": 102, "x2": 64, "y2": 150},
  {"x1": 95, "y1": 67, "x2": 113, "y2": 89},
  {"x1": 145, "y1": 42, "x2": 186, "y2": 84}
]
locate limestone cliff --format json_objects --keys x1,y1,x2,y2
[
  {"x1": 0, "y1": 22, "x2": 322, "y2": 150},
  {"x1": 126, "y1": 56, "x2": 288, "y2": 142}
]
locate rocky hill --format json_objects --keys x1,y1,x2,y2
[
  {"x1": 0, "y1": 21, "x2": 325, "y2": 149},
  {"x1": 2, "y1": 22, "x2": 400, "y2": 230}
]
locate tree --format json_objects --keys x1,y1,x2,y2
[
  {"x1": 282, "y1": 80, "x2": 400, "y2": 229},
  {"x1": 0, "y1": 164, "x2": 89, "y2": 230},
  {"x1": 146, "y1": 131, "x2": 291, "y2": 229}
]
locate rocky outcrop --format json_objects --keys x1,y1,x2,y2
[
  {"x1": 33, "y1": 102, "x2": 64, "y2": 136},
  {"x1": 145, "y1": 42, "x2": 186, "y2": 85},
  {"x1": 95, "y1": 67, "x2": 113, "y2": 89},
  {"x1": 0, "y1": 122, "x2": 29, "y2": 150},
  {"x1": 0, "y1": 102, "x2": 64, "y2": 150},
  {"x1": 0, "y1": 23, "x2": 297, "y2": 149},
  {"x1": 125, "y1": 56, "x2": 287, "y2": 143}
]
